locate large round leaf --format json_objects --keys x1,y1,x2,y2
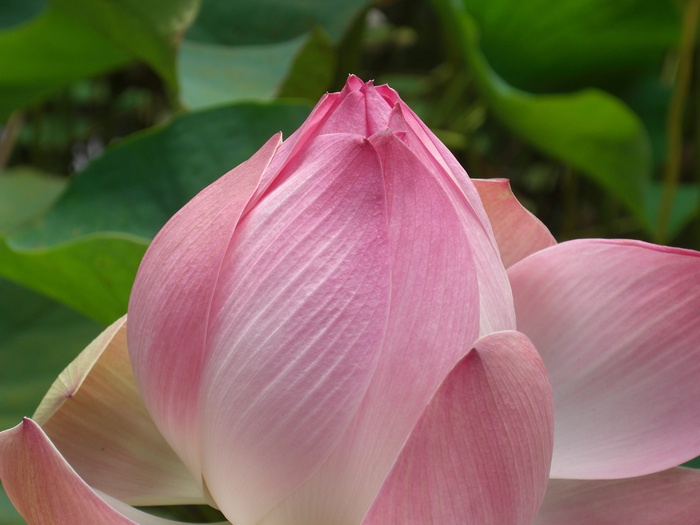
[
  {"x1": 458, "y1": 0, "x2": 680, "y2": 92},
  {"x1": 187, "y1": 0, "x2": 370, "y2": 46},
  {"x1": 431, "y1": 0, "x2": 652, "y2": 220},
  {"x1": 14, "y1": 102, "x2": 312, "y2": 247},
  {"x1": 50, "y1": 0, "x2": 202, "y2": 89},
  {"x1": 0, "y1": 0, "x2": 202, "y2": 118},
  {"x1": 0, "y1": 7, "x2": 129, "y2": 119}
]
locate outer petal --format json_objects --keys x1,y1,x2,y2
[
  {"x1": 473, "y1": 178, "x2": 556, "y2": 267},
  {"x1": 509, "y1": 239, "x2": 700, "y2": 478},
  {"x1": 33, "y1": 316, "x2": 202, "y2": 506},
  {"x1": 385, "y1": 103, "x2": 515, "y2": 335},
  {"x1": 128, "y1": 134, "x2": 282, "y2": 480},
  {"x1": 535, "y1": 468, "x2": 700, "y2": 525},
  {"x1": 198, "y1": 134, "x2": 391, "y2": 524},
  {"x1": 0, "y1": 419, "x2": 208, "y2": 525},
  {"x1": 260, "y1": 131, "x2": 482, "y2": 525},
  {"x1": 363, "y1": 331, "x2": 554, "y2": 525}
]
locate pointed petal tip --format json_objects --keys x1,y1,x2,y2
[
  {"x1": 33, "y1": 316, "x2": 128, "y2": 425},
  {"x1": 473, "y1": 178, "x2": 556, "y2": 267},
  {"x1": 1, "y1": 418, "x2": 204, "y2": 524},
  {"x1": 344, "y1": 74, "x2": 365, "y2": 92},
  {"x1": 34, "y1": 314, "x2": 203, "y2": 505}
]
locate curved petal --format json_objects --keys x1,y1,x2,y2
[
  {"x1": 127, "y1": 134, "x2": 282, "y2": 480},
  {"x1": 33, "y1": 316, "x2": 202, "y2": 506},
  {"x1": 259, "y1": 130, "x2": 483, "y2": 525},
  {"x1": 198, "y1": 133, "x2": 391, "y2": 524},
  {"x1": 472, "y1": 178, "x2": 556, "y2": 267},
  {"x1": 535, "y1": 468, "x2": 700, "y2": 525},
  {"x1": 0, "y1": 419, "x2": 205, "y2": 525},
  {"x1": 385, "y1": 103, "x2": 515, "y2": 335},
  {"x1": 509, "y1": 239, "x2": 700, "y2": 478},
  {"x1": 363, "y1": 331, "x2": 554, "y2": 525}
]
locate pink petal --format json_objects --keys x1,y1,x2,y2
[
  {"x1": 382, "y1": 91, "x2": 492, "y2": 229},
  {"x1": 509, "y1": 239, "x2": 700, "y2": 478},
  {"x1": 127, "y1": 134, "x2": 281, "y2": 480},
  {"x1": 33, "y1": 316, "x2": 202, "y2": 506},
  {"x1": 250, "y1": 76, "x2": 391, "y2": 206},
  {"x1": 0, "y1": 419, "x2": 204, "y2": 525},
  {"x1": 385, "y1": 103, "x2": 515, "y2": 335},
  {"x1": 260, "y1": 130, "x2": 483, "y2": 524},
  {"x1": 249, "y1": 92, "x2": 340, "y2": 206},
  {"x1": 316, "y1": 80, "x2": 393, "y2": 136},
  {"x1": 473, "y1": 178, "x2": 556, "y2": 267},
  {"x1": 535, "y1": 468, "x2": 700, "y2": 525},
  {"x1": 198, "y1": 133, "x2": 391, "y2": 524},
  {"x1": 363, "y1": 331, "x2": 554, "y2": 525}
]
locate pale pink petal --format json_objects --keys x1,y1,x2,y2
[
  {"x1": 509, "y1": 239, "x2": 700, "y2": 478},
  {"x1": 32, "y1": 316, "x2": 202, "y2": 506},
  {"x1": 363, "y1": 331, "x2": 554, "y2": 525},
  {"x1": 386, "y1": 104, "x2": 515, "y2": 335},
  {"x1": 535, "y1": 468, "x2": 700, "y2": 525},
  {"x1": 127, "y1": 134, "x2": 281, "y2": 480},
  {"x1": 0, "y1": 419, "x2": 205, "y2": 525},
  {"x1": 259, "y1": 130, "x2": 483, "y2": 525},
  {"x1": 473, "y1": 179, "x2": 556, "y2": 267},
  {"x1": 198, "y1": 133, "x2": 391, "y2": 524}
]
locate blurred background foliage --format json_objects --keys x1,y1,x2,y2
[{"x1": 0, "y1": 0, "x2": 698, "y2": 521}]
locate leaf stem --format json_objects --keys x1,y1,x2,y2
[
  {"x1": 658, "y1": 0, "x2": 700, "y2": 241},
  {"x1": 0, "y1": 112, "x2": 24, "y2": 171}
]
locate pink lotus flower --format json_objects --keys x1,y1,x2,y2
[
  {"x1": 1, "y1": 77, "x2": 699, "y2": 524},
  {"x1": 0, "y1": 77, "x2": 554, "y2": 524},
  {"x1": 474, "y1": 179, "x2": 700, "y2": 523}
]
